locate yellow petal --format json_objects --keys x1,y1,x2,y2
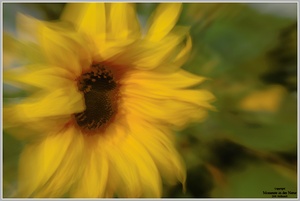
[
  {"x1": 91, "y1": 3, "x2": 140, "y2": 60},
  {"x1": 122, "y1": 69, "x2": 215, "y2": 110},
  {"x1": 16, "y1": 13, "x2": 42, "y2": 43},
  {"x1": 128, "y1": 115, "x2": 186, "y2": 186},
  {"x1": 125, "y1": 86, "x2": 214, "y2": 109},
  {"x1": 173, "y1": 34, "x2": 192, "y2": 66},
  {"x1": 106, "y1": 147, "x2": 141, "y2": 197},
  {"x1": 93, "y1": 37, "x2": 133, "y2": 61},
  {"x1": 3, "y1": 106, "x2": 70, "y2": 140},
  {"x1": 112, "y1": 26, "x2": 189, "y2": 70},
  {"x1": 16, "y1": 13, "x2": 94, "y2": 73},
  {"x1": 124, "y1": 96, "x2": 209, "y2": 129},
  {"x1": 38, "y1": 24, "x2": 92, "y2": 77},
  {"x1": 6, "y1": 85, "x2": 84, "y2": 123},
  {"x1": 3, "y1": 33, "x2": 45, "y2": 68},
  {"x1": 120, "y1": 69, "x2": 214, "y2": 128},
  {"x1": 122, "y1": 136, "x2": 162, "y2": 198},
  {"x1": 146, "y1": 3, "x2": 182, "y2": 41},
  {"x1": 107, "y1": 3, "x2": 140, "y2": 40},
  {"x1": 4, "y1": 65, "x2": 74, "y2": 90},
  {"x1": 122, "y1": 69, "x2": 207, "y2": 89},
  {"x1": 104, "y1": 132, "x2": 161, "y2": 198},
  {"x1": 17, "y1": 125, "x2": 85, "y2": 197},
  {"x1": 61, "y1": 3, "x2": 106, "y2": 38},
  {"x1": 71, "y1": 150, "x2": 109, "y2": 198},
  {"x1": 99, "y1": 125, "x2": 141, "y2": 197}
]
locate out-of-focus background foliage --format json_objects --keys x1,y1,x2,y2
[{"x1": 3, "y1": 3, "x2": 298, "y2": 198}]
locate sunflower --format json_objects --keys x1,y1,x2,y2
[{"x1": 3, "y1": 3, "x2": 214, "y2": 198}]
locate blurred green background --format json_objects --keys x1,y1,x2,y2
[{"x1": 3, "y1": 3, "x2": 298, "y2": 198}]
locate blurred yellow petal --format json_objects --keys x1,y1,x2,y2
[
  {"x1": 106, "y1": 146, "x2": 141, "y2": 196},
  {"x1": 5, "y1": 86, "x2": 84, "y2": 122},
  {"x1": 121, "y1": 65, "x2": 214, "y2": 156},
  {"x1": 122, "y1": 69, "x2": 215, "y2": 109},
  {"x1": 146, "y1": 3, "x2": 182, "y2": 41},
  {"x1": 3, "y1": 33, "x2": 45, "y2": 68},
  {"x1": 124, "y1": 96, "x2": 209, "y2": 129},
  {"x1": 3, "y1": 113, "x2": 69, "y2": 140},
  {"x1": 125, "y1": 87, "x2": 214, "y2": 109},
  {"x1": 104, "y1": 132, "x2": 161, "y2": 198},
  {"x1": 16, "y1": 13, "x2": 42, "y2": 43},
  {"x1": 71, "y1": 150, "x2": 109, "y2": 198},
  {"x1": 122, "y1": 69, "x2": 207, "y2": 89},
  {"x1": 17, "y1": 125, "x2": 85, "y2": 197},
  {"x1": 61, "y1": 3, "x2": 106, "y2": 38},
  {"x1": 128, "y1": 116, "x2": 186, "y2": 186},
  {"x1": 4, "y1": 66, "x2": 74, "y2": 90},
  {"x1": 90, "y1": 3, "x2": 140, "y2": 60},
  {"x1": 107, "y1": 3, "x2": 140, "y2": 40},
  {"x1": 173, "y1": 35, "x2": 192, "y2": 66},
  {"x1": 112, "y1": 27, "x2": 189, "y2": 70},
  {"x1": 121, "y1": 135, "x2": 161, "y2": 198},
  {"x1": 38, "y1": 24, "x2": 92, "y2": 77},
  {"x1": 93, "y1": 37, "x2": 133, "y2": 61}
]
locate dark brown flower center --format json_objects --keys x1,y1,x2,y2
[{"x1": 74, "y1": 63, "x2": 119, "y2": 133}]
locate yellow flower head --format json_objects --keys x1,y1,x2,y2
[{"x1": 3, "y1": 3, "x2": 215, "y2": 198}]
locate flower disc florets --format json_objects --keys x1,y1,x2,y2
[{"x1": 75, "y1": 63, "x2": 119, "y2": 133}]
